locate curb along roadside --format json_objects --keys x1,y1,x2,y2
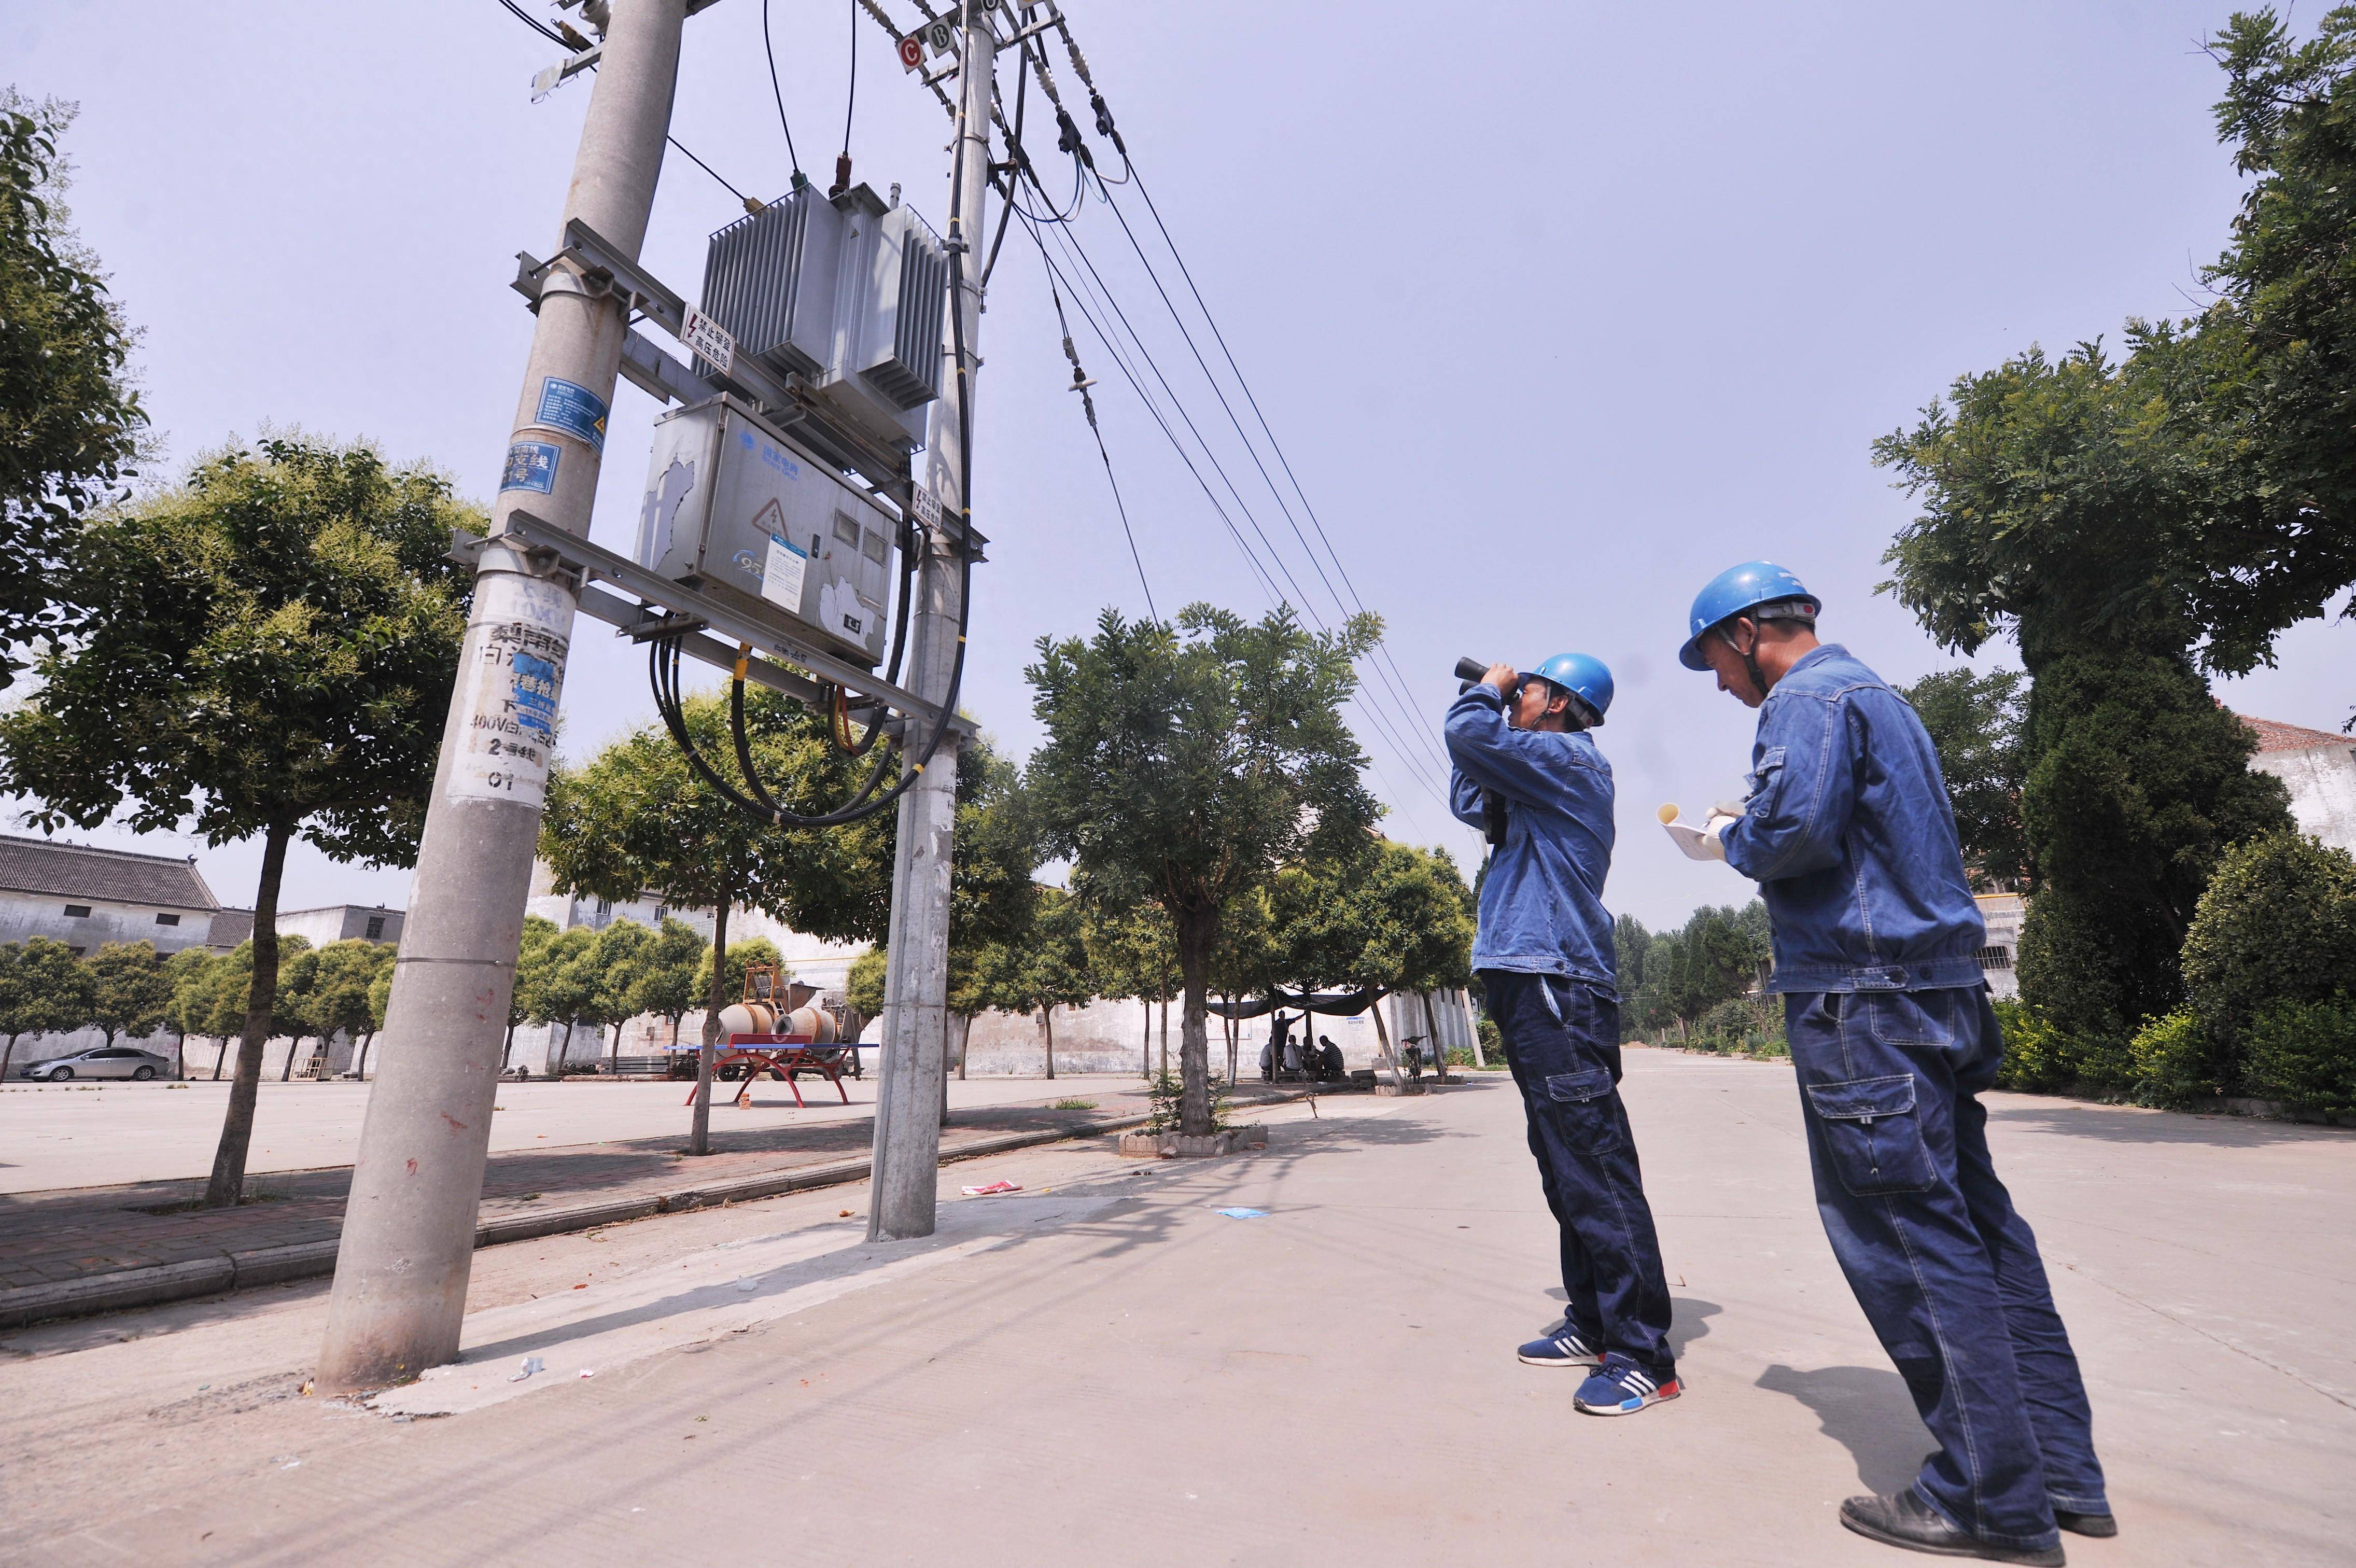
[{"x1": 0, "y1": 1090, "x2": 1324, "y2": 1331}]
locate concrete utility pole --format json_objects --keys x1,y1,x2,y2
[
  {"x1": 316, "y1": 0, "x2": 687, "y2": 1394},
  {"x1": 866, "y1": 0, "x2": 992, "y2": 1243}
]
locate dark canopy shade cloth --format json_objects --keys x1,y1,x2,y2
[{"x1": 1207, "y1": 987, "x2": 1387, "y2": 1020}]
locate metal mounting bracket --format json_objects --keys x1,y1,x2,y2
[{"x1": 454, "y1": 515, "x2": 970, "y2": 737}]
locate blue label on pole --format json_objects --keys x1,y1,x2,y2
[
  {"x1": 535, "y1": 377, "x2": 609, "y2": 452},
  {"x1": 500, "y1": 440, "x2": 560, "y2": 494}
]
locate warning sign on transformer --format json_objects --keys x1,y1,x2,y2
[{"x1": 447, "y1": 572, "x2": 575, "y2": 808}]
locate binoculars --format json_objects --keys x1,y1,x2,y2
[{"x1": 1452, "y1": 657, "x2": 1510, "y2": 848}]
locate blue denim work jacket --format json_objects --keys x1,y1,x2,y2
[
  {"x1": 1445, "y1": 687, "x2": 1618, "y2": 995},
  {"x1": 1720, "y1": 645, "x2": 1986, "y2": 993}
]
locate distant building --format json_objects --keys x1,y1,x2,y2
[
  {"x1": 277, "y1": 904, "x2": 405, "y2": 947},
  {"x1": 2245, "y1": 715, "x2": 2356, "y2": 856},
  {"x1": 0, "y1": 834, "x2": 220, "y2": 957}
]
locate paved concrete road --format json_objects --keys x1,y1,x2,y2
[
  {"x1": 1, "y1": 1051, "x2": 2347, "y2": 1566},
  {"x1": 0, "y1": 1074, "x2": 1146, "y2": 1193}
]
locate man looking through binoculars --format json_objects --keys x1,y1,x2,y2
[{"x1": 1446, "y1": 654, "x2": 1681, "y2": 1417}]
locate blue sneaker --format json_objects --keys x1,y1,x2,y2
[
  {"x1": 1516, "y1": 1326, "x2": 1602, "y2": 1367},
  {"x1": 1573, "y1": 1352, "x2": 1681, "y2": 1416}
]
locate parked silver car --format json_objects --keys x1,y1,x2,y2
[{"x1": 20, "y1": 1046, "x2": 175, "y2": 1082}]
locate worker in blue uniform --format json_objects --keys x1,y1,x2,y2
[
  {"x1": 1680, "y1": 563, "x2": 2112, "y2": 1564},
  {"x1": 1446, "y1": 653, "x2": 1680, "y2": 1417}
]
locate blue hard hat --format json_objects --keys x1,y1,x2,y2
[
  {"x1": 1678, "y1": 562, "x2": 1820, "y2": 671},
  {"x1": 1526, "y1": 651, "x2": 1614, "y2": 726}
]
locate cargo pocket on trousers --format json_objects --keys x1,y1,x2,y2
[
  {"x1": 1804, "y1": 1073, "x2": 1935, "y2": 1195},
  {"x1": 1541, "y1": 1067, "x2": 1622, "y2": 1154}
]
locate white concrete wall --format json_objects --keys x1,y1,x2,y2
[
  {"x1": 0, "y1": 889, "x2": 212, "y2": 957},
  {"x1": 2253, "y1": 741, "x2": 2356, "y2": 857}
]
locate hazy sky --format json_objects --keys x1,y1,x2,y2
[{"x1": 6, "y1": 0, "x2": 2349, "y2": 930}]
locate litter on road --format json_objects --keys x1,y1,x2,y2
[{"x1": 961, "y1": 1181, "x2": 1022, "y2": 1196}]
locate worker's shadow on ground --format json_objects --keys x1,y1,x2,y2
[{"x1": 1755, "y1": 1362, "x2": 1931, "y2": 1494}]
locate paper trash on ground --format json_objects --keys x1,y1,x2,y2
[{"x1": 961, "y1": 1181, "x2": 1022, "y2": 1196}]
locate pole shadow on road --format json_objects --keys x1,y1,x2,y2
[{"x1": 1754, "y1": 1361, "x2": 1932, "y2": 1494}]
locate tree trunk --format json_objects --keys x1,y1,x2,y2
[
  {"x1": 0, "y1": 1032, "x2": 19, "y2": 1083},
  {"x1": 1468, "y1": 991, "x2": 1486, "y2": 1068},
  {"x1": 1370, "y1": 996, "x2": 1404, "y2": 1089},
  {"x1": 205, "y1": 820, "x2": 290, "y2": 1208},
  {"x1": 1424, "y1": 991, "x2": 1448, "y2": 1084},
  {"x1": 955, "y1": 1011, "x2": 967, "y2": 1080},
  {"x1": 279, "y1": 1031, "x2": 300, "y2": 1082},
  {"x1": 1159, "y1": 996, "x2": 1169, "y2": 1079},
  {"x1": 690, "y1": 897, "x2": 730, "y2": 1155},
  {"x1": 1141, "y1": 1000, "x2": 1152, "y2": 1079},
  {"x1": 171, "y1": 1028, "x2": 187, "y2": 1080},
  {"x1": 212, "y1": 1035, "x2": 229, "y2": 1080},
  {"x1": 1173, "y1": 907, "x2": 1217, "y2": 1136},
  {"x1": 1224, "y1": 1003, "x2": 1238, "y2": 1086},
  {"x1": 356, "y1": 1029, "x2": 376, "y2": 1079},
  {"x1": 499, "y1": 1019, "x2": 516, "y2": 1072},
  {"x1": 1041, "y1": 1006, "x2": 1056, "y2": 1080}
]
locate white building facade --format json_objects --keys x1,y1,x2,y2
[{"x1": 2246, "y1": 716, "x2": 2356, "y2": 855}]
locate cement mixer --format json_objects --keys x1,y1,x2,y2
[{"x1": 716, "y1": 1000, "x2": 837, "y2": 1043}]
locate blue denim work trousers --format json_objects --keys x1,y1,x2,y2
[
  {"x1": 1785, "y1": 987, "x2": 2108, "y2": 1552},
  {"x1": 1484, "y1": 970, "x2": 1675, "y2": 1372}
]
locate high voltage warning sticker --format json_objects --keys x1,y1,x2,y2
[{"x1": 447, "y1": 573, "x2": 575, "y2": 808}]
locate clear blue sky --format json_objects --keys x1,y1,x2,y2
[{"x1": 6, "y1": 0, "x2": 2349, "y2": 929}]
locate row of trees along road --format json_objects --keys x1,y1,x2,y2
[
  {"x1": 0, "y1": 935, "x2": 399, "y2": 1082},
  {"x1": 4, "y1": 98, "x2": 470, "y2": 1210},
  {"x1": 850, "y1": 836, "x2": 1478, "y2": 1091},
  {"x1": 1874, "y1": 9, "x2": 2356, "y2": 1087}
]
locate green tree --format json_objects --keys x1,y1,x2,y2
[
  {"x1": 158, "y1": 946, "x2": 219, "y2": 1077},
  {"x1": 527, "y1": 926, "x2": 598, "y2": 1071},
  {"x1": 847, "y1": 946, "x2": 887, "y2": 1023},
  {"x1": 983, "y1": 888, "x2": 1092, "y2": 1080},
  {"x1": 1026, "y1": 605, "x2": 1380, "y2": 1136},
  {"x1": 363, "y1": 942, "x2": 400, "y2": 1077},
  {"x1": 692, "y1": 935, "x2": 787, "y2": 1016},
  {"x1": 1083, "y1": 892, "x2": 1179, "y2": 1077},
  {"x1": 1624, "y1": 903, "x2": 1771, "y2": 1040},
  {"x1": 0, "y1": 93, "x2": 146, "y2": 685},
  {"x1": 0, "y1": 437, "x2": 475, "y2": 1205},
  {"x1": 1898, "y1": 668, "x2": 2033, "y2": 891},
  {"x1": 194, "y1": 935, "x2": 313, "y2": 1086},
  {"x1": 286, "y1": 939, "x2": 389, "y2": 1080},
  {"x1": 2200, "y1": 7, "x2": 2356, "y2": 654},
  {"x1": 0, "y1": 936, "x2": 94, "y2": 1080},
  {"x1": 1268, "y1": 841, "x2": 1475, "y2": 1082},
  {"x1": 495, "y1": 915, "x2": 559, "y2": 1071},
  {"x1": 2178, "y1": 832, "x2": 2356, "y2": 1097},
  {"x1": 86, "y1": 940, "x2": 171, "y2": 1050},
  {"x1": 627, "y1": 917, "x2": 707, "y2": 1051},
  {"x1": 584, "y1": 918, "x2": 656, "y2": 1070}
]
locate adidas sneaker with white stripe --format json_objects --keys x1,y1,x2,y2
[
  {"x1": 1574, "y1": 1352, "x2": 1682, "y2": 1416},
  {"x1": 1516, "y1": 1327, "x2": 1603, "y2": 1368}
]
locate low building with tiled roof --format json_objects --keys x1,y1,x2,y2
[
  {"x1": 0, "y1": 834, "x2": 222, "y2": 958},
  {"x1": 2244, "y1": 715, "x2": 2356, "y2": 855}
]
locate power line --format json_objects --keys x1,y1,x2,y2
[
  {"x1": 1023, "y1": 213, "x2": 1452, "y2": 817},
  {"x1": 1039, "y1": 255, "x2": 1159, "y2": 624},
  {"x1": 761, "y1": 0, "x2": 806, "y2": 180},
  {"x1": 1031, "y1": 211, "x2": 1452, "y2": 810},
  {"x1": 840, "y1": 0, "x2": 858, "y2": 159}
]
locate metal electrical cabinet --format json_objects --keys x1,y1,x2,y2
[{"x1": 635, "y1": 395, "x2": 897, "y2": 667}]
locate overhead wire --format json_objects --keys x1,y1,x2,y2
[
  {"x1": 1015, "y1": 31, "x2": 1455, "y2": 796},
  {"x1": 761, "y1": 0, "x2": 807, "y2": 183},
  {"x1": 1027, "y1": 207, "x2": 1452, "y2": 811},
  {"x1": 1023, "y1": 208, "x2": 1453, "y2": 816}
]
